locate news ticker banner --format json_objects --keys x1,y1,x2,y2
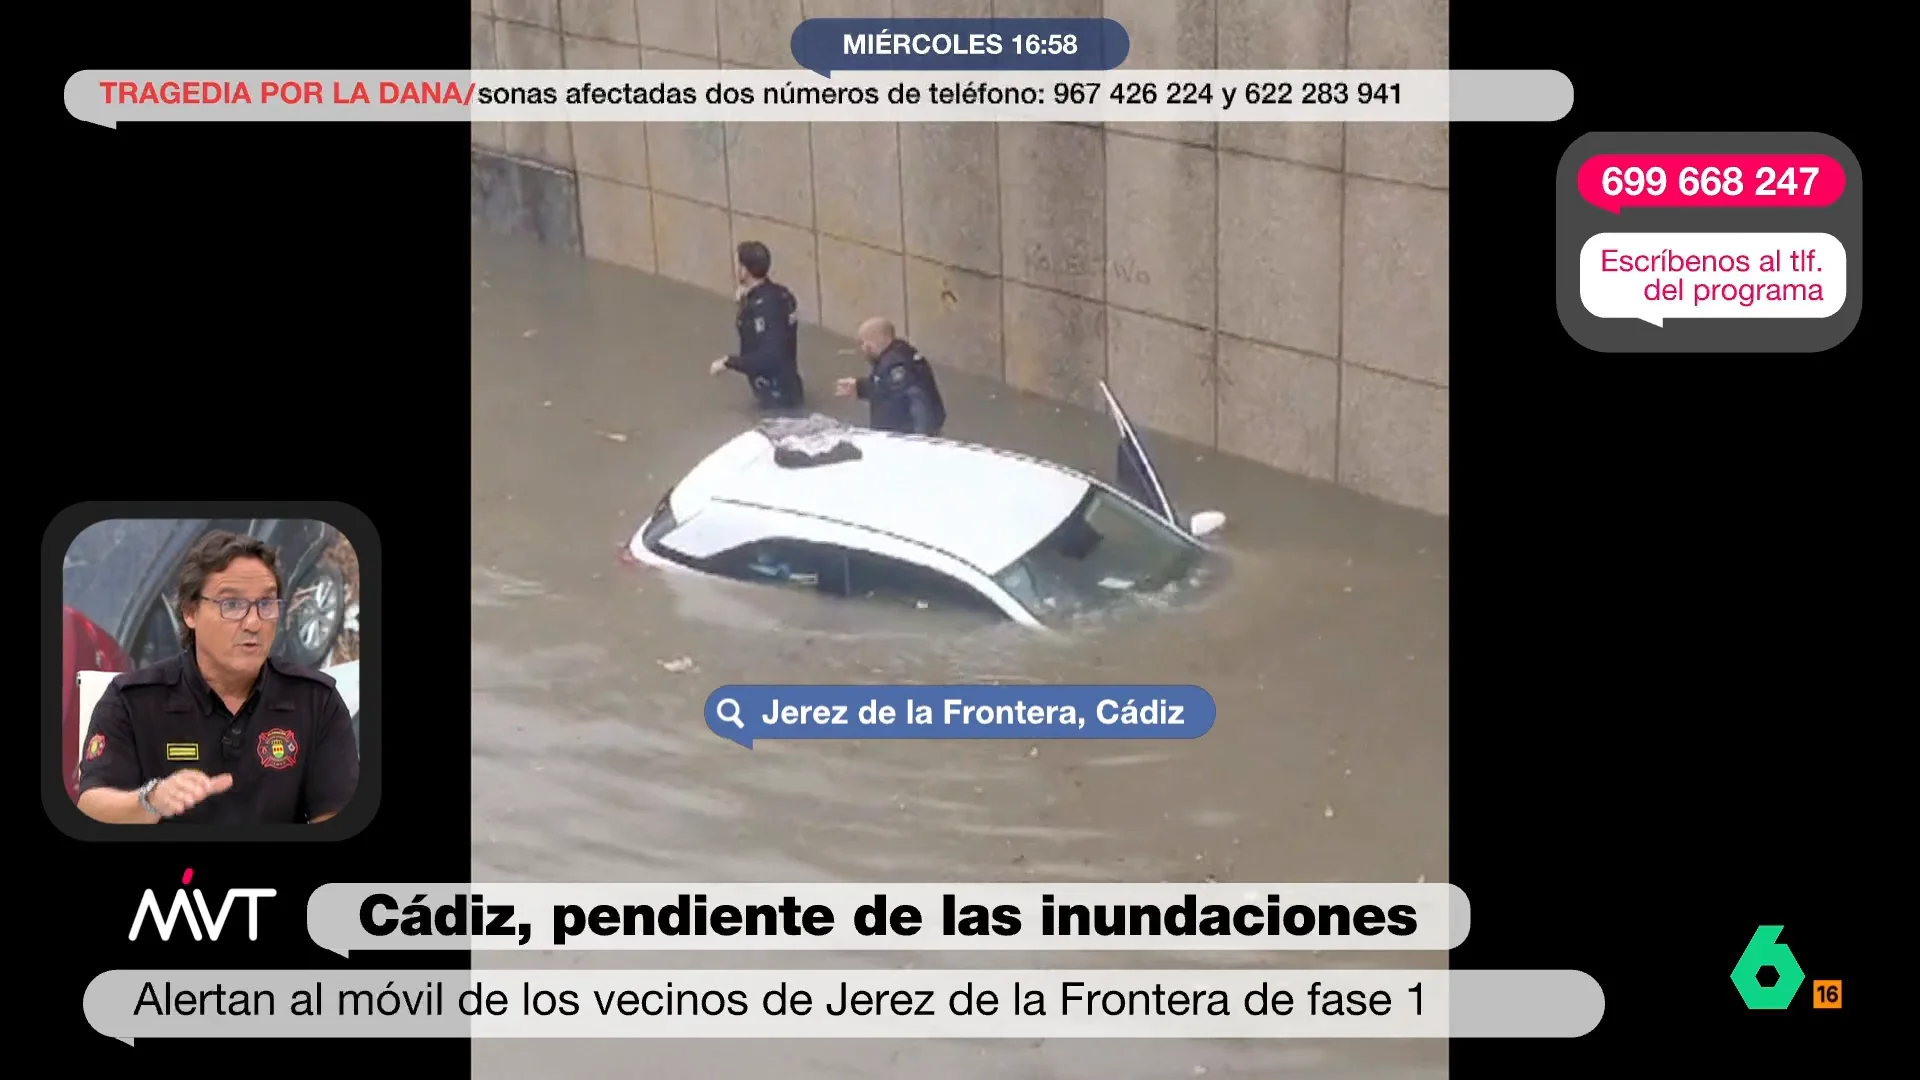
[
  {"x1": 93, "y1": 880, "x2": 1607, "y2": 1041},
  {"x1": 63, "y1": 69, "x2": 1572, "y2": 126},
  {"x1": 1554, "y1": 130, "x2": 1863, "y2": 353}
]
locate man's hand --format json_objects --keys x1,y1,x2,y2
[
  {"x1": 710, "y1": 357, "x2": 731, "y2": 376},
  {"x1": 150, "y1": 769, "x2": 234, "y2": 818},
  {"x1": 834, "y1": 377, "x2": 859, "y2": 398}
]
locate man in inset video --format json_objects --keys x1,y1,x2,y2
[{"x1": 74, "y1": 530, "x2": 359, "y2": 825}]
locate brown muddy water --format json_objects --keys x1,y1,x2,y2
[{"x1": 470, "y1": 229, "x2": 1450, "y2": 1079}]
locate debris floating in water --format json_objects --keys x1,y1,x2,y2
[
  {"x1": 1323, "y1": 804, "x2": 1336, "y2": 819},
  {"x1": 657, "y1": 657, "x2": 696, "y2": 674},
  {"x1": 597, "y1": 431, "x2": 629, "y2": 443}
]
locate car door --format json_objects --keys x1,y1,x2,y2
[{"x1": 1098, "y1": 380, "x2": 1180, "y2": 529}]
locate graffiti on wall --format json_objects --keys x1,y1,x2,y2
[{"x1": 1023, "y1": 242, "x2": 1156, "y2": 287}]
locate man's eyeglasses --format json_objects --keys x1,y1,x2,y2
[{"x1": 198, "y1": 596, "x2": 286, "y2": 621}]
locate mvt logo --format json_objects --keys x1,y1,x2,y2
[{"x1": 129, "y1": 868, "x2": 276, "y2": 943}]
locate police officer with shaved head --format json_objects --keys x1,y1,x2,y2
[
  {"x1": 709, "y1": 240, "x2": 805, "y2": 410},
  {"x1": 834, "y1": 317, "x2": 947, "y2": 436}
]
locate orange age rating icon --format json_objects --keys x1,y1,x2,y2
[{"x1": 1812, "y1": 980, "x2": 1841, "y2": 1010}]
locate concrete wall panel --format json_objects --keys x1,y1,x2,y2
[
  {"x1": 1339, "y1": 364, "x2": 1448, "y2": 515},
  {"x1": 565, "y1": 36, "x2": 647, "y2": 186},
  {"x1": 811, "y1": 123, "x2": 903, "y2": 251},
  {"x1": 1003, "y1": 282, "x2": 1105, "y2": 411},
  {"x1": 1216, "y1": 337, "x2": 1339, "y2": 482},
  {"x1": 1104, "y1": 132, "x2": 1216, "y2": 328},
  {"x1": 578, "y1": 175, "x2": 655, "y2": 271},
  {"x1": 652, "y1": 193, "x2": 734, "y2": 293},
  {"x1": 818, "y1": 236, "x2": 906, "y2": 342},
  {"x1": 638, "y1": 0, "x2": 718, "y2": 57},
  {"x1": 497, "y1": 21, "x2": 572, "y2": 167},
  {"x1": 1218, "y1": 0, "x2": 1347, "y2": 170},
  {"x1": 900, "y1": 122, "x2": 1001, "y2": 276},
  {"x1": 560, "y1": 0, "x2": 637, "y2": 44},
  {"x1": 1217, "y1": 153, "x2": 1342, "y2": 358},
  {"x1": 999, "y1": 123, "x2": 1105, "y2": 302},
  {"x1": 725, "y1": 122, "x2": 813, "y2": 227},
  {"x1": 1107, "y1": 308, "x2": 1216, "y2": 446},
  {"x1": 905, "y1": 258, "x2": 1002, "y2": 381},
  {"x1": 1343, "y1": 176, "x2": 1448, "y2": 386}
]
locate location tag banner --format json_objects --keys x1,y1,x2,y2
[{"x1": 702, "y1": 684, "x2": 1216, "y2": 748}]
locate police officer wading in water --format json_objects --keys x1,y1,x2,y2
[
  {"x1": 709, "y1": 240, "x2": 804, "y2": 410},
  {"x1": 835, "y1": 317, "x2": 947, "y2": 436}
]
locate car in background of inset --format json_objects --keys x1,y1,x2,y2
[{"x1": 62, "y1": 518, "x2": 350, "y2": 670}]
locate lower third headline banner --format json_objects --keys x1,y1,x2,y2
[{"x1": 300, "y1": 882, "x2": 1470, "y2": 953}]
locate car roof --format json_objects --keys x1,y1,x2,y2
[{"x1": 670, "y1": 423, "x2": 1094, "y2": 574}]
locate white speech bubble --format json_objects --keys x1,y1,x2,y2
[
  {"x1": 1579, "y1": 232, "x2": 1847, "y2": 327},
  {"x1": 304, "y1": 882, "x2": 1470, "y2": 955},
  {"x1": 80, "y1": 968, "x2": 1607, "y2": 1042}
]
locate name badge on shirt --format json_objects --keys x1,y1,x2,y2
[{"x1": 166, "y1": 743, "x2": 200, "y2": 762}]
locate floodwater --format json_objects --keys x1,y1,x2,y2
[{"x1": 470, "y1": 229, "x2": 1450, "y2": 1079}]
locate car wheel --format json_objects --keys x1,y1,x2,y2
[
  {"x1": 282, "y1": 564, "x2": 348, "y2": 666},
  {"x1": 132, "y1": 600, "x2": 179, "y2": 669}
]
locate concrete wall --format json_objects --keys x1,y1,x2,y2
[{"x1": 469, "y1": 0, "x2": 1449, "y2": 516}]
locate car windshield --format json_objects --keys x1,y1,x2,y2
[{"x1": 992, "y1": 488, "x2": 1207, "y2": 626}]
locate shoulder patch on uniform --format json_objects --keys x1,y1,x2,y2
[
  {"x1": 268, "y1": 656, "x2": 337, "y2": 688},
  {"x1": 887, "y1": 363, "x2": 910, "y2": 385},
  {"x1": 85, "y1": 733, "x2": 106, "y2": 760}
]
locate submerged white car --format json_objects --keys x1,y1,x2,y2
[{"x1": 623, "y1": 382, "x2": 1226, "y2": 630}]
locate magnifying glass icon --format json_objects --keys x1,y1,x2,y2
[{"x1": 715, "y1": 698, "x2": 744, "y2": 729}]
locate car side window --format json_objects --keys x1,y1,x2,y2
[
  {"x1": 707, "y1": 540, "x2": 851, "y2": 596},
  {"x1": 845, "y1": 551, "x2": 1004, "y2": 617}
]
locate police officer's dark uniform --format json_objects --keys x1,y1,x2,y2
[
  {"x1": 855, "y1": 338, "x2": 947, "y2": 435},
  {"x1": 724, "y1": 279, "x2": 805, "y2": 409},
  {"x1": 75, "y1": 650, "x2": 359, "y2": 824}
]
